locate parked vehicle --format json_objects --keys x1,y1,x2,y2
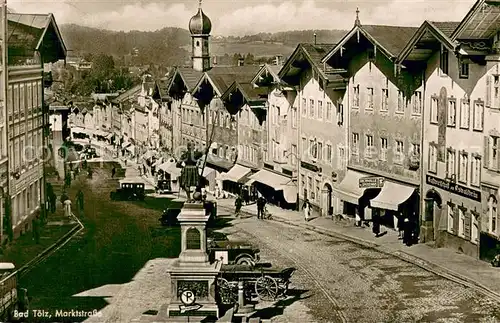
[
  {"x1": 110, "y1": 180, "x2": 145, "y2": 201},
  {"x1": 208, "y1": 239, "x2": 260, "y2": 266}
]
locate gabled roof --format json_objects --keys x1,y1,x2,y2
[
  {"x1": 279, "y1": 43, "x2": 345, "y2": 84},
  {"x1": 192, "y1": 65, "x2": 261, "y2": 97},
  {"x1": 398, "y1": 20, "x2": 460, "y2": 62},
  {"x1": 322, "y1": 25, "x2": 418, "y2": 63},
  {"x1": 251, "y1": 64, "x2": 281, "y2": 86},
  {"x1": 112, "y1": 84, "x2": 142, "y2": 104},
  {"x1": 158, "y1": 73, "x2": 175, "y2": 99},
  {"x1": 221, "y1": 81, "x2": 268, "y2": 104},
  {"x1": 451, "y1": 0, "x2": 500, "y2": 40},
  {"x1": 168, "y1": 67, "x2": 204, "y2": 93},
  {"x1": 7, "y1": 13, "x2": 67, "y2": 62}
]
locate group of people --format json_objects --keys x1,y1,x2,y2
[{"x1": 235, "y1": 195, "x2": 269, "y2": 219}]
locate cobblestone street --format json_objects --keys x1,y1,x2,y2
[{"x1": 222, "y1": 217, "x2": 500, "y2": 323}]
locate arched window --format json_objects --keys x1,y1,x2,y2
[{"x1": 489, "y1": 196, "x2": 498, "y2": 234}]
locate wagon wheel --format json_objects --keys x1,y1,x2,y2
[
  {"x1": 216, "y1": 278, "x2": 237, "y2": 305},
  {"x1": 254, "y1": 275, "x2": 278, "y2": 301}
]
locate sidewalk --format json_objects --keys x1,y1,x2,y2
[{"x1": 215, "y1": 197, "x2": 500, "y2": 302}]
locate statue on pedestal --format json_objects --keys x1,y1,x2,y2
[{"x1": 177, "y1": 142, "x2": 203, "y2": 202}]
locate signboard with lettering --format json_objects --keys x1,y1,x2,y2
[
  {"x1": 426, "y1": 174, "x2": 481, "y2": 202},
  {"x1": 359, "y1": 176, "x2": 385, "y2": 189},
  {"x1": 300, "y1": 161, "x2": 321, "y2": 173}
]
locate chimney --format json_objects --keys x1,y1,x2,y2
[
  {"x1": 314, "y1": 33, "x2": 317, "y2": 45},
  {"x1": 238, "y1": 58, "x2": 244, "y2": 66}
]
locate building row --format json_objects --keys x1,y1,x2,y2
[
  {"x1": 0, "y1": 10, "x2": 67, "y2": 241},
  {"x1": 67, "y1": 0, "x2": 500, "y2": 262}
]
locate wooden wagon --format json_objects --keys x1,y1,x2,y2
[{"x1": 216, "y1": 264, "x2": 296, "y2": 305}]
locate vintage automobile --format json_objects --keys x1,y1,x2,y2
[
  {"x1": 110, "y1": 179, "x2": 145, "y2": 201},
  {"x1": 208, "y1": 239, "x2": 260, "y2": 266},
  {"x1": 159, "y1": 199, "x2": 217, "y2": 226}
]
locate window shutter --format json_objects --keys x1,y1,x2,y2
[
  {"x1": 453, "y1": 207, "x2": 459, "y2": 233},
  {"x1": 486, "y1": 75, "x2": 492, "y2": 107},
  {"x1": 484, "y1": 136, "x2": 490, "y2": 169},
  {"x1": 464, "y1": 211, "x2": 471, "y2": 240}
]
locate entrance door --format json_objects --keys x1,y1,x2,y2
[{"x1": 323, "y1": 184, "x2": 333, "y2": 216}]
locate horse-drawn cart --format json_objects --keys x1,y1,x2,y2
[{"x1": 216, "y1": 264, "x2": 296, "y2": 305}]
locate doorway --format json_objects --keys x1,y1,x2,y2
[{"x1": 323, "y1": 183, "x2": 333, "y2": 216}]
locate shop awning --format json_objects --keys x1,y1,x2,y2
[
  {"x1": 158, "y1": 161, "x2": 182, "y2": 177},
  {"x1": 221, "y1": 164, "x2": 252, "y2": 183},
  {"x1": 332, "y1": 170, "x2": 370, "y2": 205},
  {"x1": 71, "y1": 126, "x2": 86, "y2": 133},
  {"x1": 370, "y1": 181, "x2": 415, "y2": 211},
  {"x1": 247, "y1": 169, "x2": 297, "y2": 203},
  {"x1": 199, "y1": 166, "x2": 216, "y2": 177}
]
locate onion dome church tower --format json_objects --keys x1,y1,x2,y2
[{"x1": 189, "y1": 0, "x2": 212, "y2": 72}]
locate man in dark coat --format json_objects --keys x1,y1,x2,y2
[
  {"x1": 111, "y1": 167, "x2": 116, "y2": 178},
  {"x1": 235, "y1": 195, "x2": 243, "y2": 217},
  {"x1": 256, "y1": 197, "x2": 266, "y2": 219}
]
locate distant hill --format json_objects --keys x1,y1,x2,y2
[{"x1": 59, "y1": 24, "x2": 348, "y2": 65}]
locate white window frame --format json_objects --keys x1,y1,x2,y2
[
  {"x1": 473, "y1": 100, "x2": 484, "y2": 131},
  {"x1": 394, "y1": 140, "x2": 404, "y2": 164},
  {"x1": 396, "y1": 90, "x2": 405, "y2": 113},
  {"x1": 326, "y1": 102, "x2": 332, "y2": 122},
  {"x1": 489, "y1": 135, "x2": 499, "y2": 170},
  {"x1": 458, "y1": 152, "x2": 468, "y2": 184},
  {"x1": 302, "y1": 98, "x2": 307, "y2": 116},
  {"x1": 380, "y1": 137, "x2": 388, "y2": 161},
  {"x1": 430, "y1": 96, "x2": 439, "y2": 124},
  {"x1": 353, "y1": 85, "x2": 360, "y2": 108},
  {"x1": 381, "y1": 88, "x2": 389, "y2": 111},
  {"x1": 366, "y1": 87, "x2": 374, "y2": 110},
  {"x1": 471, "y1": 155, "x2": 481, "y2": 187},
  {"x1": 458, "y1": 208, "x2": 465, "y2": 238},
  {"x1": 309, "y1": 98, "x2": 315, "y2": 118},
  {"x1": 365, "y1": 134, "x2": 374, "y2": 158},
  {"x1": 429, "y1": 143, "x2": 438, "y2": 173},
  {"x1": 460, "y1": 97, "x2": 470, "y2": 129},
  {"x1": 412, "y1": 91, "x2": 422, "y2": 115},
  {"x1": 447, "y1": 204, "x2": 454, "y2": 233},
  {"x1": 337, "y1": 146, "x2": 346, "y2": 169},
  {"x1": 447, "y1": 148, "x2": 456, "y2": 177},
  {"x1": 448, "y1": 98, "x2": 456, "y2": 127},
  {"x1": 317, "y1": 100, "x2": 323, "y2": 120},
  {"x1": 471, "y1": 214, "x2": 479, "y2": 244},
  {"x1": 352, "y1": 133, "x2": 360, "y2": 155}
]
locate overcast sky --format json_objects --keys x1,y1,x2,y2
[{"x1": 10, "y1": 0, "x2": 476, "y2": 36}]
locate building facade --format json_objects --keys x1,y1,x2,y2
[
  {"x1": 280, "y1": 43, "x2": 348, "y2": 215},
  {"x1": 6, "y1": 13, "x2": 66, "y2": 238}
]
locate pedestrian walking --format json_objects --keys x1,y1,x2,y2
[
  {"x1": 397, "y1": 212, "x2": 404, "y2": 239},
  {"x1": 88, "y1": 167, "x2": 93, "y2": 179},
  {"x1": 111, "y1": 167, "x2": 116, "y2": 178},
  {"x1": 402, "y1": 217, "x2": 411, "y2": 246},
  {"x1": 77, "y1": 190, "x2": 85, "y2": 213},
  {"x1": 33, "y1": 215, "x2": 40, "y2": 244},
  {"x1": 256, "y1": 196, "x2": 265, "y2": 219},
  {"x1": 138, "y1": 166, "x2": 142, "y2": 176},
  {"x1": 64, "y1": 199, "x2": 72, "y2": 218},
  {"x1": 302, "y1": 198, "x2": 311, "y2": 222},
  {"x1": 235, "y1": 195, "x2": 243, "y2": 217},
  {"x1": 143, "y1": 165, "x2": 146, "y2": 175}
]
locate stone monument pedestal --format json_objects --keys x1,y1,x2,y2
[{"x1": 166, "y1": 202, "x2": 221, "y2": 320}]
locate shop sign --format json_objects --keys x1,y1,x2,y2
[
  {"x1": 359, "y1": 176, "x2": 385, "y2": 188},
  {"x1": 300, "y1": 161, "x2": 321, "y2": 173},
  {"x1": 426, "y1": 174, "x2": 481, "y2": 202}
]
